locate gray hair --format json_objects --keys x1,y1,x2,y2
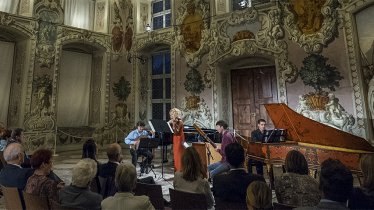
[
  {"x1": 71, "y1": 158, "x2": 97, "y2": 188},
  {"x1": 115, "y1": 162, "x2": 136, "y2": 192},
  {"x1": 3, "y1": 143, "x2": 23, "y2": 162}
]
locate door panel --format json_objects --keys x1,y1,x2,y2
[{"x1": 231, "y1": 66, "x2": 278, "y2": 138}]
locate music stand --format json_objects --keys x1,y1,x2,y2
[
  {"x1": 137, "y1": 138, "x2": 160, "y2": 177},
  {"x1": 149, "y1": 119, "x2": 173, "y2": 179}
]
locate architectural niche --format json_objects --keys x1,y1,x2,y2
[
  {"x1": 282, "y1": 0, "x2": 340, "y2": 53},
  {"x1": 33, "y1": 0, "x2": 63, "y2": 68},
  {"x1": 174, "y1": 0, "x2": 211, "y2": 68},
  {"x1": 207, "y1": 6, "x2": 297, "y2": 122}
]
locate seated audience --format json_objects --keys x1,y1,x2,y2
[
  {"x1": 274, "y1": 150, "x2": 320, "y2": 206},
  {"x1": 213, "y1": 143, "x2": 265, "y2": 203},
  {"x1": 0, "y1": 143, "x2": 33, "y2": 189},
  {"x1": 101, "y1": 162, "x2": 155, "y2": 210},
  {"x1": 25, "y1": 149, "x2": 64, "y2": 204},
  {"x1": 295, "y1": 158, "x2": 353, "y2": 210},
  {"x1": 246, "y1": 181, "x2": 273, "y2": 210},
  {"x1": 82, "y1": 138, "x2": 101, "y2": 175},
  {"x1": 349, "y1": 154, "x2": 374, "y2": 209},
  {"x1": 173, "y1": 147, "x2": 214, "y2": 208},
  {"x1": 0, "y1": 123, "x2": 7, "y2": 151},
  {"x1": 59, "y1": 158, "x2": 102, "y2": 210},
  {"x1": 8, "y1": 128, "x2": 30, "y2": 168}
]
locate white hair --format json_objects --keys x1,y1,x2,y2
[
  {"x1": 71, "y1": 158, "x2": 97, "y2": 188},
  {"x1": 115, "y1": 162, "x2": 136, "y2": 192},
  {"x1": 3, "y1": 143, "x2": 23, "y2": 162}
]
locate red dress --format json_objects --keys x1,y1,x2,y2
[{"x1": 171, "y1": 119, "x2": 185, "y2": 172}]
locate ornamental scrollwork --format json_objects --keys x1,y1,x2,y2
[{"x1": 282, "y1": 0, "x2": 340, "y2": 53}]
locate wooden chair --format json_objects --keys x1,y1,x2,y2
[
  {"x1": 169, "y1": 188, "x2": 207, "y2": 210},
  {"x1": 1, "y1": 185, "x2": 24, "y2": 210},
  {"x1": 273, "y1": 202, "x2": 296, "y2": 210},
  {"x1": 215, "y1": 198, "x2": 247, "y2": 210},
  {"x1": 134, "y1": 182, "x2": 164, "y2": 210},
  {"x1": 22, "y1": 191, "x2": 49, "y2": 210}
]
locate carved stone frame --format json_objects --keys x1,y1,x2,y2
[
  {"x1": 175, "y1": 0, "x2": 210, "y2": 68},
  {"x1": 282, "y1": 0, "x2": 340, "y2": 53}
]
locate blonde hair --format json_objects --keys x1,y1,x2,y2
[
  {"x1": 169, "y1": 108, "x2": 182, "y2": 119},
  {"x1": 246, "y1": 181, "x2": 272, "y2": 210},
  {"x1": 115, "y1": 162, "x2": 137, "y2": 192},
  {"x1": 71, "y1": 158, "x2": 97, "y2": 188},
  {"x1": 360, "y1": 154, "x2": 374, "y2": 191}
]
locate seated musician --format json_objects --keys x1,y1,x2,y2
[
  {"x1": 124, "y1": 121, "x2": 155, "y2": 173},
  {"x1": 248, "y1": 119, "x2": 266, "y2": 175},
  {"x1": 208, "y1": 120, "x2": 236, "y2": 179}
]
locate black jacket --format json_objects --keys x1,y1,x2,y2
[{"x1": 0, "y1": 164, "x2": 33, "y2": 190}]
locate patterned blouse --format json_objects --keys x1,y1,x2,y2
[
  {"x1": 275, "y1": 172, "x2": 321, "y2": 207},
  {"x1": 25, "y1": 173, "x2": 59, "y2": 203}
]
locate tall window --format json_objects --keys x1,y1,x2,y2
[
  {"x1": 151, "y1": 0, "x2": 171, "y2": 30},
  {"x1": 0, "y1": 0, "x2": 19, "y2": 14},
  {"x1": 151, "y1": 51, "x2": 171, "y2": 120},
  {"x1": 232, "y1": 0, "x2": 251, "y2": 11},
  {"x1": 63, "y1": 0, "x2": 95, "y2": 30}
]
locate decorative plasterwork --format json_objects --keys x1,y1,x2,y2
[
  {"x1": 207, "y1": 6, "x2": 296, "y2": 124},
  {"x1": 340, "y1": 0, "x2": 374, "y2": 138},
  {"x1": 0, "y1": 12, "x2": 37, "y2": 38},
  {"x1": 282, "y1": 0, "x2": 340, "y2": 53},
  {"x1": 33, "y1": 0, "x2": 63, "y2": 68},
  {"x1": 181, "y1": 97, "x2": 213, "y2": 128},
  {"x1": 174, "y1": 0, "x2": 210, "y2": 68}
]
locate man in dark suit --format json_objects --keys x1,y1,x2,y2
[
  {"x1": 0, "y1": 143, "x2": 33, "y2": 190},
  {"x1": 248, "y1": 119, "x2": 266, "y2": 175},
  {"x1": 295, "y1": 159, "x2": 353, "y2": 210},
  {"x1": 213, "y1": 143, "x2": 265, "y2": 204}
]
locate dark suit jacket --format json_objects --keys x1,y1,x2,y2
[
  {"x1": 349, "y1": 187, "x2": 374, "y2": 209},
  {"x1": 295, "y1": 200, "x2": 349, "y2": 210},
  {"x1": 0, "y1": 164, "x2": 33, "y2": 189},
  {"x1": 213, "y1": 169, "x2": 265, "y2": 203},
  {"x1": 251, "y1": 129, "x2": 266, "y2": 142},
  {"x1": 98, "y1": 161, "x2": 118, "y2": 178},
  {"x1": 59, "y1": 185, "x2": 102, "y2": 210}
]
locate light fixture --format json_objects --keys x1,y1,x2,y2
[
  {"x1": 145, "y1": 24, "x2": 152, "y2": 32},
  {"x1": 239, "y1": 0, "x2": 247, "y2": 8},
  {"x1": 127, "y1": 53, "x2": 147, "y2": 64}
]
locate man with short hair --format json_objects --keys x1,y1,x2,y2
[
  {"x1": 248, "y1": 119, "x2": 266, "y2": 175},
  {"x1": 213, "y1": 143, "x2": 265, "y2": 204},
  {"x1": 296, "y1": 158, "x2": 353, "y2": 210},
  {"x1": 0, "y1": 143, "x2": 33, "y2": 189}
]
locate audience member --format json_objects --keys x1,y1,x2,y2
[
  {"x1": 82, "y1": 139, "x2": 100, "y2": 174},
  {"x1": 8, "y1": 128, "x2": 30, "y2": 168},
  {"x1": 101, "y1": 162, "x2": 155, "y2": 210},
  {"x1": 25, "y1": 149, "x2": 65, "y2": 204},
  {"x1": 0, "y1": 143, "x2": 33, "y2": 189},
  {"x1": 208, "y1": 120, "x2": 236, "y2": 178},
  {"x1": 275, "y1": 150, "x2": 320, "y2": 206},
  {"x1": 173, "y1": 147, "x2": 214, "y2": 208},
  {"x1": 248, "y1": 119, "x2": 266, "y2": 175},
  {"x1": 349, "y1": 154, "x2": 374, "y2": 209},
  {"x1": 59, "y1": 158, "x2": 102, "y2": 210},
  {"x1": 246, "y1": 181, "x2": 273, "y2": 210},
  {"x1": 213, "y1": 143, "x2": 265, "y2": 204},
  {"x1": 295, "y1": 158, "x2": 353, "y2": 210},
  {"x1": 0, "y1": 123, "x2": 7, "y2": 151}
]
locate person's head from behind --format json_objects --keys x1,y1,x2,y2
[
  {"x1": 246, "y1": 181, "x2": 272, "y2": 210},
  {"x1": 11, "y1": 128, "x2": 24, "y2": 143},
  {"x1": 115, "y1": 162, "x2": 136, "y2": 192},
  {"x1": 360, "y1": 154, "x2": 374, "y2": 191},
  {"x1": 181, "y1": 147, "x2": 205, "y2": 181},
  {"x1": 71, "y1": 158, "x2": 97, "y2": 188},
  {"x1": 257, "y1": 119, "x2": 266, "y2": 131},
  {"x1": 136, "y1": 121, "x2": 145, "y2": 132},
  {"x1": 285, "y1": 150, "x2": 308, "y2": 175},
  {"x1": 3, "y1": 143, "x2": 24, "y2": 165},
  {"x1": 215, "y1": 120, "x2": 228, "y2": 134},
  {"x1": 225, "y1": 143, "x2": 244, "y2": 169},
  {"x1": 320, "y1": 158, "x2": 353, "y2": 203},
  {"x1": 31, "y1": 149, "x2": 53, "y2": 175},
  {"x1": 107, "y1": 143, "x2": 122, "y2": 162},
  {"x1": 82, "y1": 138, "x2": 97, "y2": 160},
  {"x1": 0, "y1": 123, "x2": 5, "y2": 138}
]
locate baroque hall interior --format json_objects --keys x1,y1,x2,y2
[{"x1": 0, "y1": 0, "x2": 373, "y2": 154}]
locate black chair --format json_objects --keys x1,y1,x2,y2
[
  {"x1": 273, "y1": 202, "x2": 296, "y2": 210},
  {"x1": 134, "y1": 182, "x2": 164, "y2": 210},
  {"x1": 169, "y1": 188, "x2": 207, "y2": 210}
]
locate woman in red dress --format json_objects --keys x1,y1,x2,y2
[{"x1": 169, "y1": 108, "x2": 185, "y2": 172}]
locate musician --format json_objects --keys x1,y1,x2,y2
[
  {"x1": 124, "y1": 121, "x2": 154, "y2": 173},
  {"x1": 168, "y1": 108, "x2": 185, "y2": 172},
  {"x1": 208, "y1": 120, "x2": 235, "y2": 179},
  {"x1": 248, "y1": 119, "x2": 266, "y2": 175}
]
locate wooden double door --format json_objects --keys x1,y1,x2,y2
[{"x1": 231, "y1": 66, "x2": 278, "y2": 138}]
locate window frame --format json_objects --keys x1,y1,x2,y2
[{"x1": 151, "y1": 0, "x2": 171, "y2": 30}]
